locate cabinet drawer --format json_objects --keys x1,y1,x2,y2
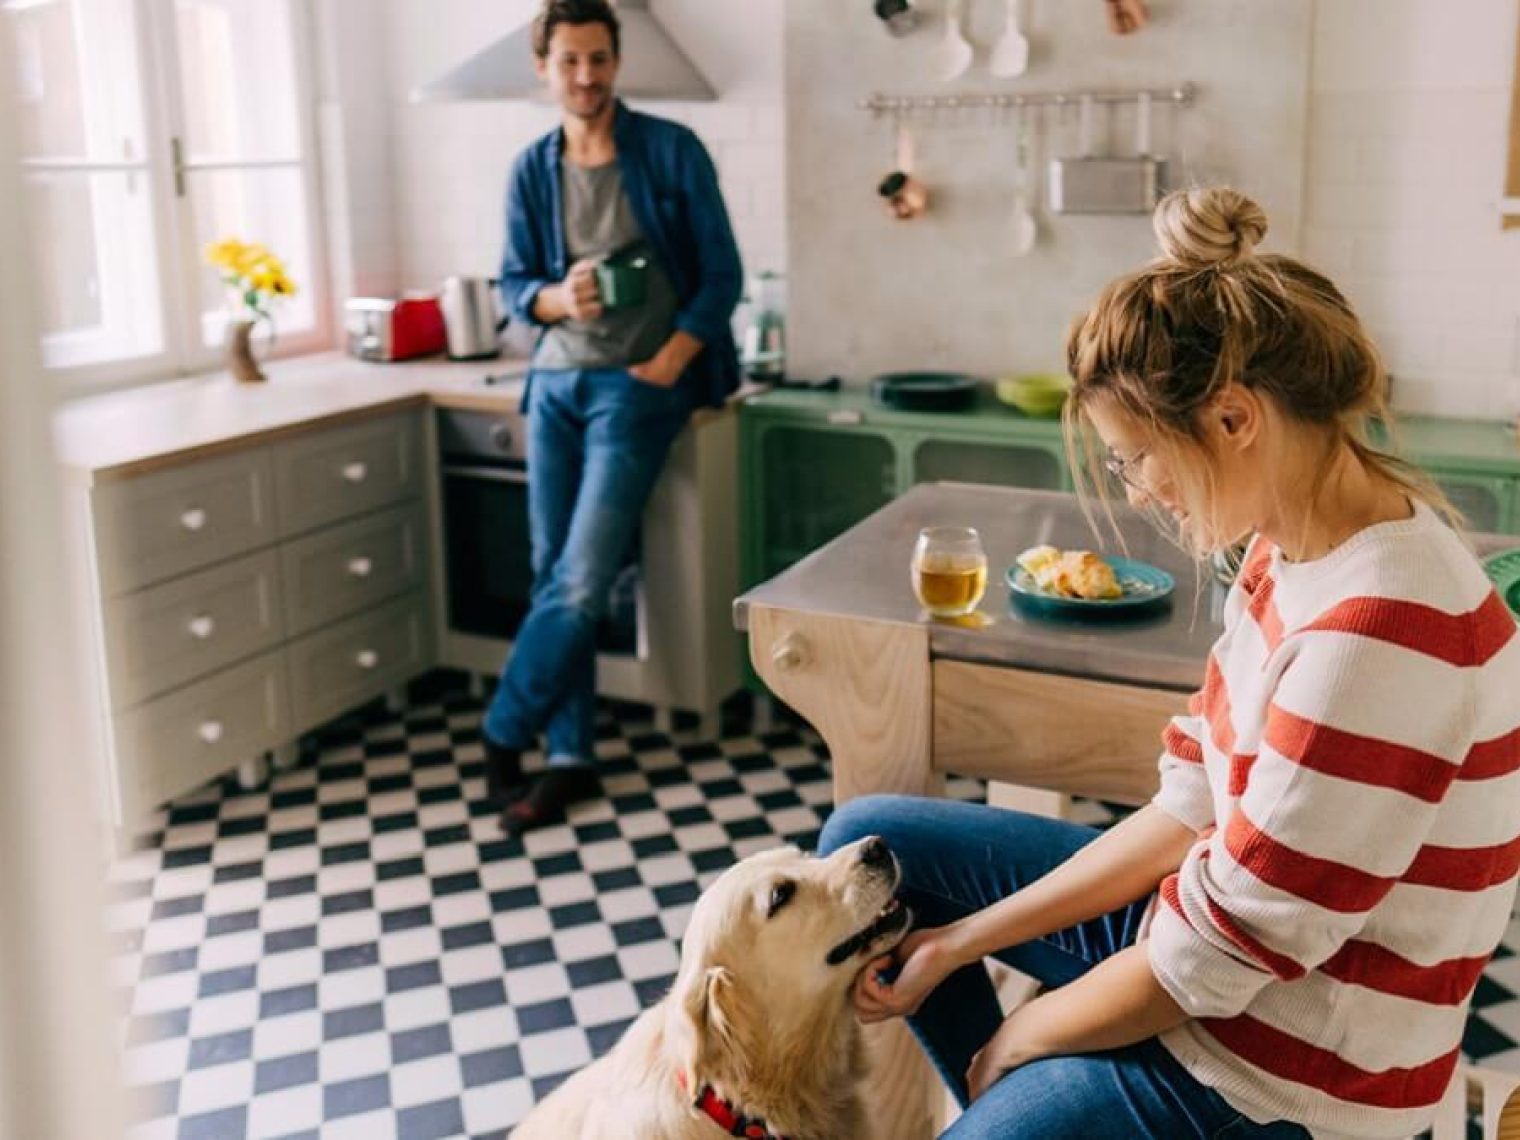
[
  {"x1": 280, "y1": 504, "x2": 424, "y2": 637},
  {"x1": 115, "y1": 651, "x2": 288, "y2": 822},
  {"x1": 274, "y1": 413, "x2": 421, "y2": 536},
  {"x1": 94, "y1": 449, "x2": 276, "y2": 594},
  {"x1": 287, "y1": 593, "x2": 432, "y2": 734},
  {"x1": 104, "y1": 550, "x2": 284, "y2": 708}
]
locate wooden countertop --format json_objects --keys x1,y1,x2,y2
[{"x1": 52, "y1": 353, "x2": 531, "y2": 483}]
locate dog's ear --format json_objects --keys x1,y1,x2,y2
[{"x1": 672, "y1": 965, "x2": 737, "y2": 1091}]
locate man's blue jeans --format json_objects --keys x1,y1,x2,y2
[
  {"x1": 819, "y1": 796, "x2": 1311, "y2": 1139},
  {"x1": 483, "y1": 367, "x2": 691, "y2": 767}
]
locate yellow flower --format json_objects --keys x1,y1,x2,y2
[{"x1": 204, "y1": 238, "x2": 246, "y2": 271}]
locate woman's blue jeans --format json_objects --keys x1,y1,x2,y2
[
  {"x1": 483, "y1": 367, "x2": 691, "y2": 767},
  {"x1": 818, "y1": 795, "x2": 1310, "y2": 1139}
]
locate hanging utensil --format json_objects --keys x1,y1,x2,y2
[
  {"x1": 932, "y1": 0, "x2": 973, "y2": 82},
  {"x1": 1010, "y1": 104, "x2": 1037, "y2": 255},
  {"x1": 988, "y1": 0, "x2": 1030, "y2": 78},
  {"x1": 1047, "y1": 92, "x2": 1163, "y2": 214},
  {"x1": 878, "y1": 117, "x2": 929, "y2": 220}
]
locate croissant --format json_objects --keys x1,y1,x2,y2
[{"x1": 1016, "y1": 545, "x2": 1122, "y2": 600}]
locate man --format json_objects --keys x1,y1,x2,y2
[{"x1": 484, "y1": 0, "x2": 743, "y2": 836}]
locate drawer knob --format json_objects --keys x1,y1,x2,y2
[
  {"x1": 355, "y1": 648, "x2": 380, "y2": 670},
  {"x1": 342, "y1": 461, "x2": 369, "y2": 484},
  {"x1": 197, "y1": 720, "x2": 224, "y2": 744},
  {"x1": 347, "y1": 556, "x2": 373, "y2": 579},
  {"x1": 771, "y1": 632, "x2": 811, "y2": 673},
  {"x1": 180, "y1": 507, "x2": 208, "y2": 532},
  {"x1": 187, "y1": 615, "x2": 216, "y2": 640}
]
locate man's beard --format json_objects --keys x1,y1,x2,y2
[{"x1": 564, "y1": 86, "x2": 610, "y2": 121}]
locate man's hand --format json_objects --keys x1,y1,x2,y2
[
  {"x1": 629, "y1": 330, "x2": 704, "y2": 389},
  {"x1": 558, "y1": 257, "x2": 604, "y2": 322},
  {"x1": 852, "y1": 928, "x2": 957, "y2": 1024},
  {"x1": 628, "y1": 349, "x2": 684, "y2": 388},
  {"x1": 1105, "y1": 0, "x2": 1148, "y2": 34}
]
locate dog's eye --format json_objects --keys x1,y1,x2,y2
[{"x1": 766, "y1": 880, "x2": 796, "y2": 918}]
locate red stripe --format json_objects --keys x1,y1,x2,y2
[
  {"x1": 1320, "y1": 939, "x2": 1491, "y2": 1006},
  {"x1": 1247, "y1": 571, "x2": 1284, "y2": 652},
  {"x1": 1300, "y1": 592, "x2": 1515, "y2": 668},
  {"x1": 1200, "y1": 889, "x2": 1306, "y2": 980},
  {"x1": 1163, "y1": 721, "x2": 1204, "y2": 765},
  {"x1": 1403, "y1": 835, "x2": 1520, "y2": 891},
  {"x1": 1200, "y1": 656, "x2": 1237, "y2": 758},
  {"x1": 1224, "y1": 811, "x2": 1394, "y2": 913},
  {"x1": 1236, "y1": 539, "x2": 1273, "y2": 595},
  {"x1": 1227, "y1": 752, "x2": 1256, "y2": 796},
  {"x1": 1263, "y1": 705, "x2": 1461, "y2": 803},
  {"x1": 1200, "y1": 1015, "x2": 1459, "y2": 1109},
  {"x1": 1462, "y1": 725, "x2": 1520, "y2": 781}
]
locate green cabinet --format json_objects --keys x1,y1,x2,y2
[{"x1": 740, "y1": 389, "x2": 1520, "y2": 597}]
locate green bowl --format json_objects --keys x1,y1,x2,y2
[
  {"x1": 996, "y1": 373, "x2": 1071, "y2": 418},
  {"x1": 1483, "y1": 548, "x2": 1520, "y2": 621}
]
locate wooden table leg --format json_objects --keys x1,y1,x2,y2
[{"x1": 748, "y1": 604, "x2": 942, "y2": 1139}]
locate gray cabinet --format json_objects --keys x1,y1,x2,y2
[{"x1": 83, "y1": 409, "x2": 435, "y2": 830}]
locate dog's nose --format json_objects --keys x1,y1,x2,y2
[{"x1": 859, "y1": 837, "x2": 892, "y2": 869}]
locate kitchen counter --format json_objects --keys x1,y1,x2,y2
[{"x1": 52, "y1": 353, "x2": 533, "y2": 482}]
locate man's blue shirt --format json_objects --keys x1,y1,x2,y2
[{"x1": 499, "y1": 101, "x2": 745, "y2": 407}]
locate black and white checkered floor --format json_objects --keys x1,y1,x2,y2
[{"x1": 107, "y1": 673, "x2": 1520, "y2": 1139}]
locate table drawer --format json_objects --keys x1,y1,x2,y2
[
  {"x1": 104, "y1": 549, "x2": 284, "y2": 708},
  {"x1": 280, "y1": 503, "x2": 424, "y2": 637},
  {"x1": 287, "y1": 593, "x2": 432, "y2": 734},
  {"x1": 115, "y1": 651, "x2": 289, "y2": 822},
  {"x1": 94, "y1": 449, "x2": 276, "y2": 594},
  {"x1": 274, "y1": 412, "x2": 421, "y2": 536}
]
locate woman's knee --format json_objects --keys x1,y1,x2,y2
[{"x1": 817, "y1": 793, "x2": 926, "y2": 855}]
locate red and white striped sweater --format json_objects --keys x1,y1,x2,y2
[{"x1": 1144, "y1": 501, "x2": 1520, "y2": 1139}]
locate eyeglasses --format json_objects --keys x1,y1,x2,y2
[{"x1": 1103, "y1": 447, "x2": 1149, "y2": 490}]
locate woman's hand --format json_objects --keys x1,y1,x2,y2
[
  {"x1": 853, "y1": 927, "x2": 958, "y2": 1024},
  {"x1": 966, "y1": 1011, "x2": 1042, "y2": 1102}
]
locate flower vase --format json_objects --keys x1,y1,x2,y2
[{"x1": 226, "y1": 318, "x2": 266, "y2": 384}]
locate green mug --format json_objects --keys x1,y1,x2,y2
[{"x1": 595, "y1": 252, "x2": 649, "y2": 310}]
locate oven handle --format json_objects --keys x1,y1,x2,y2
[{"x1": 442, "y1": 462, "x2": 529, "y2": 486}]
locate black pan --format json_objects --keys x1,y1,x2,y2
[{"x1": 868, "y1": 371, "x2": 983, "y2": 412}]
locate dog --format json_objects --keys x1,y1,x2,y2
[{"x1": 510, "y1": 836, "x2": 909, "y2": 1139}]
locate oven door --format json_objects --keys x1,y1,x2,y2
[
  {"x1": 440, "y1": 461, "x2": 642, "y2": 656},
  {"x1": 441, "y1": 461, "x2": 534, "y2": 640}
]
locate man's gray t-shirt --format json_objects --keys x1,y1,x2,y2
[{"x1": 534, "y1": 159, "x2": 680, "y2": 371}]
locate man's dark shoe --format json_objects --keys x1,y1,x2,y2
[
  {"x1": 483, "y1": 740, "x2": 527, "y2": 807},
  {"x1": 500, "y1": 766, "x2": 600, "y2": 836}
]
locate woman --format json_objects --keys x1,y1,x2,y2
[{"x1": 820, "y1": 187, "x2": 1520, "y2": 1139}]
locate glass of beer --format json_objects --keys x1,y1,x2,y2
[{"x1": 912, "y1": 526, "x2": 988, "y2": 617}]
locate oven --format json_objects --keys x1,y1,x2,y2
[{"x1": 436, "y1": 407, "x2": 643, "y2": 660}]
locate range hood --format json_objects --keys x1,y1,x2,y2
[{"x1": 412, "y1": 0, "x2": 717, "y2": 104}]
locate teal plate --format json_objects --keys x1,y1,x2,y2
[
  {"x1": 1482, "y1": 548, "x2": 1520, "y2": 619},
  {"x1": 1006, "y1": 556, "x2": 1176, "y2": 620}
]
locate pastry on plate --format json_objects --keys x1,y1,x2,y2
[{"x1": 1016, "y1": 545, "x2": 1122, "y2": 600}]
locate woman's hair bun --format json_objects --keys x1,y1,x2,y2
[{"x1": 1153, "y1": 187, "x2": 1268, "y2": 270}]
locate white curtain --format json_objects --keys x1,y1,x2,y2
[{"x1": 0, "y1": 17, "x2": 126, "y2": 1140}]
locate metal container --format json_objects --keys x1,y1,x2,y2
[
  {"x1": 1049, "y1": 92, "x2": 1165, "y2": 216},
  {"x1": 440, "y1": 276, "x2": 507, "y2": 360}
]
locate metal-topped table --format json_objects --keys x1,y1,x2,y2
[{"x1": 735, "y1": 482, "x2": 1229, "y2": 692}]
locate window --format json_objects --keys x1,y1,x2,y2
[{"x1": 4, "y1": 0, "x2": 326, "y2": 386}]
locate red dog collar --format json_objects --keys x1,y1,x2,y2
[{"x1": 677, "y1": 1070, "x2": 791, "y2": 1140}]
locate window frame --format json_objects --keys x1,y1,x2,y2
[{"x1": 9, "y1": 0, "x2": 332, "y2": 393}]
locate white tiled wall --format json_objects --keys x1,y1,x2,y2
[
  {"x1": 349, "y1": 0, "x2": 785, "y2": 308},
  {"x1": 1302, "y1": 0, "x2": 1520, "y2": 419}
]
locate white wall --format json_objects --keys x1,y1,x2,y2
[
  {"x1": 785, "y1": 0, "x2": 1316, "y2": 385},
  {"x1": 375, "y1": 0, "x2": 785, "y2": 301},
  {"x1": 1301, "y1": 0, "x2": 1520, "y2": 419},
  {"x1": 318, "y1": 0, "x2": 1520, "y2": 420}
]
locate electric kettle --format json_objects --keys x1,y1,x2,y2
[{"x1": 440, "y1": 276, "x2": 508, "y2": 360}]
